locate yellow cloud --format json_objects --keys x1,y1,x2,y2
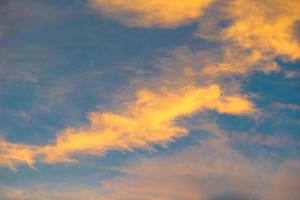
[
  {"x1": 42, "y1": 84, "x2": 254, "y2": 163},
  {"x1": 201, "y1": 47, "x2": 280, "y2": 76},
  {"x1": 89, "y1": 0, "x2": 214, "y2": 28},
  {"x1": 0, "y1": 84, "x2": 254, "y2": 168},
  {"x1": 158, "y1": 46, "x2": 279, "y2": 79},
  {"x1": 223, "y1": 0, "x2": 300, "y2": 60},
  {"x1": 208, "y1": 96, "x2": 255, "y2": 115},
  {"x1": 0, "y1": 139, "x2": 38, "y2": 171}
]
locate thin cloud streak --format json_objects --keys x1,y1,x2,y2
[
  {"x1": 89, "y1": 0, "x2": 214, "y2": 28},
  {"x1": 1, "y1": 84, "x2": 255, "y2": 169}
]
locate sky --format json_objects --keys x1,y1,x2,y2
[{"x1": 0, "y1": 0, "x2": 300, "y2": 199}]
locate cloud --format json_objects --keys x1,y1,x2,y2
[
  {"x1": 0, "y1": 84, "x2": 255, "y2": 169},
  {"x1": 89, "y1": 0, "x2": 214, "y2": 28},
  {"x1": 0, "y1": 139, "x2": 38, "y2": 171},
  {"x1": 201, "y1": 46, "x2": 280, "y2": 76},
  {"x1": 94, "y1": 124, "x2": 300, "y2": 200},
  {"x1": 0, "y1": 1, "x2": 299, "y2": 199},
  {"x1": 42, "y1": 84, "x2": 255, "y2": 163},
  {"x1": 158, "y1": 46, "x2": 279, "y2": 80},
  {"x1": 0, "y1": 185, "x2": 104, "y2": 200},
  {"x1": 92, "y1": 123, "x2": 272, "y2": 200},
  {"x1": 261, "y1": 160, "x2": 300, "y2": 200},
  {"x1": 1, "y1": 124, "x2": 299, "y2": 200},
  {"x1": 154, "y1": 0, "x2": 300, "y2": 80},
  {"x1": 228, "y1": 133, "x2": 295, "y2": 148},
  {"x1": 192, "y1": 0, "x2": 300, "y2": 77},
  {"x1": 100, "y1": 141, "x2": 265, "y2": 200},
  {"x1": 223, "y1": 0, "x2": 300, "y2": 60},
  {"x1": 272, "y1": 102, "x2": 300, "y2": 111},
  {"x1": 284, "y1": 70, "x2": 298, "y2": 79}
]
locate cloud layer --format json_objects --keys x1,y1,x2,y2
[
  {"x1": 100, "y1": 137, "x2": 265, "y2": 200},
  {"x1": 92, "y1": 124, "x2": 300, "y2": 200},
  {"x1": 1, "y1": 124, "x2": 299, "y2": 200}
]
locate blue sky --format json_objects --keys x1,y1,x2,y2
[{"x1": 0, "y1": 0, "x2": 299, "y2": 199}]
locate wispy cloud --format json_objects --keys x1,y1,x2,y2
[
  {"x1": 42, "y1": 84, "x2": 254, "y2": 163},
  {"x1": 158, "y1": 46, "x2": 279, "y2": 80},
  {"x1": 0, "y1": 84, "x2": 255, "y2": 169},
  {"x1": 272, "y1": 102, "x2": 300, "y2": 111},
  {"x1": 89, "y1": 0, "x2": 214, "y2": 28},
  {"x1": 222, "y1": 0, "x2": 300, "y2": 60},
  {"x1": 95, "y1": 123, "x2": 300, "y2": 200},
  {"x1": 100, "y1": 142, "x2": 266, "y2": 200},
  {"x1": 0, "y1": 184, "x2": 104, "y2": 200},
  {"x1": 229, "y1": 132, "x2": 296, "y2": 148},
  {"x1": 0, "y1": 139, "x2": 39, "y2": 171}
]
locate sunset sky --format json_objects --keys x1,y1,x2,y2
[{"x1": 0, "y1": 0, "x2": 300, "y2": 199}]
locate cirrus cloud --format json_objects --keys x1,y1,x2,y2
[{"x1": 0, "y1": 84, "x2": 255, "y2": 169}]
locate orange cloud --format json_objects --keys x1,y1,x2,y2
[
  {"x1": 89, "y1": 0, "x2": 214, "y2": 28},
  {"x1": 42, "y1": 84, "x2": 254, "y2": 163},
  {"x1": 201, "y1": 47, "x2": 280, "y2": 76},
  {"x1": 194, "y1": 0, "x2": 300, "y2": 77},
  {"x1": 158, "y1": 46, "x2": 280, "y2": 80},
  {"x1": 0, "y1": 139, "x2": 38, "y2": 171},
  {"x1": 223, "y1": 0, "x2": 300, "y2": 60},
  {"x1": 0, "y1": 84, "x2": 254, "y2": 168}
]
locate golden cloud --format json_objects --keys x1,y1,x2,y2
[
  {"x1": 223, "y1": 0, "x2": 300, "y2": 60},
  {"x1": 0, "y1": 139, "x2": 38, "y2": 171},
  {"x1": 201, "y1": 47, "x2": 280, "y2": 76},
  {"x1": 158, "y1": 46, "x2": 279, "y2": 80},
  {"x1": 194, "y1": 0, "x2": 300, "y2": 77},
  {"x1": 89, "y1": 0, "x2": 214, "y2": 28},
  {"x1": 0, "y1": 84, "x2": 255, "y2": 168},
  {"x1": 42, "y1": 84, "x2": 255, "y2": 163}
]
